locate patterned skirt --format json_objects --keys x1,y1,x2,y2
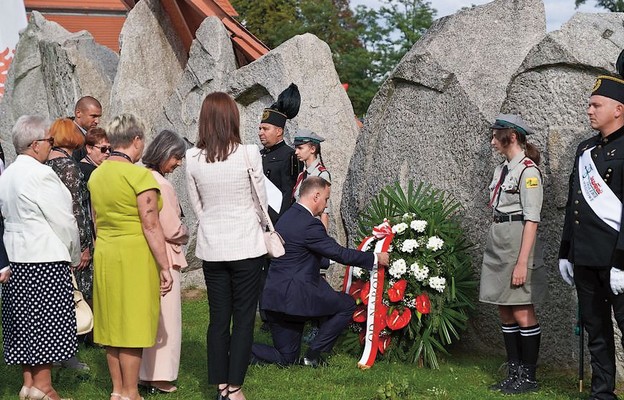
[{"x1": 1, "y1": 261, "x2": 77, "y2": 365}]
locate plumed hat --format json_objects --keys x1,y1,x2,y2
[{"x1": 261, "y1": 83, "x2": 301, "y2": 128}]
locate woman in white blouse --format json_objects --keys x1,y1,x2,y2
[{"x1": 185, "y1": 92, "x2": 267, "y2": 400}]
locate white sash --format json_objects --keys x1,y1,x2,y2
[{"x1": 578, "y1": 147, "x2": 622, "y2": 232}]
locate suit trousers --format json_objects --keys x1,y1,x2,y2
[
  {"x1": 574, "y1": 265, "x2": 624, "y2": 400},
  {"x1": 252, "y1": 293, "x2": 355, "y2": 365},
  {"x1": 203, "y1": 256, "x2": 263, "y2": 385}
]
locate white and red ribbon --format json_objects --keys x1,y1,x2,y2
[{"x1": 343, "y1": 219, "x2": 394, "y2": 369}]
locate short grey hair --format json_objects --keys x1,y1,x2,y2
[
  {"x1": 106, "y1": 113, "x2": 146, "y2": 149},
  {"x1": 12, "y1": 115, "x2": 50, "y2": 154},
  {"x1": 142, "y1": 130, "x2": 189, "y2": 172}
]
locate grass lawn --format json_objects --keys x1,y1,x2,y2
[{"x1": 0, "y1": 289, "x2": 592, "y2": 399}]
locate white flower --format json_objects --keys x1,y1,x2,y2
[
  {"x1": 352, "y1": 267, "x2": 363, "y2": 278},
  {"x1": 429, "y1": 276, "x2": 447, "y2": 293},
  {"x1": 410, "y1": 262, "x2": 429, "y2": 281},
  {"x1": 410, "y1": 220, "x2": 428, "y2": 233},
  {"x1": 426, "y1": 236, "x2": 444, "y2": 251},
  {"x1": 403, "y1": 298, "x2": 416, "y2": 309},
  {"x1": 400, "y1": 239, "x2": 419, "y2": 253},
  {"x1": 388, "y1": 259, "x2": 407, "y2": 278},
  {"x1": 362, "y1": 242, "x2": 371, "y2": 252},
  {"x1": 388, "y1": 245, "x2": 393, "y2": 253},
  {"x1": 392, "y1": 223, "x2": 408, "y2": 235}
]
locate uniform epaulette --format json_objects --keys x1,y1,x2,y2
[
  {"x1": 317, "y1": 165, "x2": 327, "y2": 173},
  {"x1": 523, "y1": 159, "x2": 535, "y2": 167}
]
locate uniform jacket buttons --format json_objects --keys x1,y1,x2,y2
[
  {"x1": 574, "y1": 210, "x2": 579, "y2": 215},
  {"x1": 577, "y1": 190, "x2": 582, "y2": 194},
  {"x1": 574, "y1": 200, "x2": 579, "y2": 204},
  {"x1": 575, "y1": 220, "x2": 580, "y2": 224}
]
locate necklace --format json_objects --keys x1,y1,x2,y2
[
  {"x1": 110, "y1": 151, "x2": 133, "y2": 163},
  {"x1": 52, "y1": 147, "x2": 72, "y2": 159}
]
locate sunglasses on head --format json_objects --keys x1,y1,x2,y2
[{"x1": 92, "y1": 144, "x2": 111, "y2": 153}]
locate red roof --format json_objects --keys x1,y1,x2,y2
[{"x1": 24, "y1": 0, "x2": 268, "y2": 65}]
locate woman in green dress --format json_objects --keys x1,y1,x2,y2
[{"x1": 89, "y1": 114, "x2": 173, "y2": 400}]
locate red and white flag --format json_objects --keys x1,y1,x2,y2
[{"x1": 0, "y1": 0, "x2": 27, "y2": 98}]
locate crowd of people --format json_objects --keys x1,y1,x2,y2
[{"x1": 1, "y1": 54, "x2": 624, "y2": 400}]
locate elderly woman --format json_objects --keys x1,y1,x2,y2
[
  {"x1": 0, "y1": 115, "x2": 80, "y2": 400},
  {"x1": 139, "y1": 130, "x2": 189, "y2": 394},
  {"x1": 79, "y1": 127, "x2": 110, "y2": 181},
  {"x1": 89, "y1": 114, "x2": 173, "y2": 400},
  {"x1": 186, "y1": 92, "x2": 267, "y2": 400}
]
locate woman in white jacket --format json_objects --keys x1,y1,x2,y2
[
  {"x1": 185, "y1": 92, "x2": 267, "y2": 400},
  {"x1": 0, "y1": 115, "x2": 80, "y2": 400}
]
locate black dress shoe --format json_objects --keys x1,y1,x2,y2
[{"x1": 300, "y1": 356, "x2": 327, "y2": 368}]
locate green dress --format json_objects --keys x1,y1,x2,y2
[{"x1": 89, "y1": 161, "x2": 162, "y2": 347}]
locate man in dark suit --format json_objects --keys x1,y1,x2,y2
[
  {"x1": 251, "y1": 177, "x2": 389, "y2": 367},
  {"x1": 71, "y1": 96, "x2": 102, "y2": 162}
]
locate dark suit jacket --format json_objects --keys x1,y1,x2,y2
[
  {"x1": 261, "y1": 141, "x2": 301, "y2": 224},
  {"x1": 559, "y1": 125, "x2": 624, "y2": 268},
  {"x1": 261, "y1": 203, "x2": 374, "y2": 317}
]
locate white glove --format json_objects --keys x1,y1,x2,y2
[
  {"x1": 558, "y1": 259, "x2": 574, "y2": 287},
  {"x1": 610, "y1": 267, "x2": 624, "y2": 295}
]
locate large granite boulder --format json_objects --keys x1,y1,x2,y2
[
  {"x1": 342, "y1": 0, "x2": 549, "y2": 360},
  {"x1": 108, "y1": 0, "x2": 185, "y2": 134},
  {"x1": 501, "y1": 11, "x2": 624, "y2": 368},
  {"x1": 161, "y1": 28, "x2": 360, "y2": 279},
  {"x1": 0, "y1": 11, "x2": 118, "y2": 159}
]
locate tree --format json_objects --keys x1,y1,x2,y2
[
  {"x1": 575, "y1": 0, "x2": 624, "y2": 12},
  {"x1": 230, "y1": 0, "x2": 435, "y2": 115}
]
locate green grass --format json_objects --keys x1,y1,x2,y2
[{"x1": 0, "y1": 291, "x2": 591, "y2": 399}]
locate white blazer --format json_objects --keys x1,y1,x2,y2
[
  {"x1": 0, "y1": 155, "x2": 80, "y2": 264},
  {"x1": 185, "y1": 144, "x2": 268, "y2": 262}
]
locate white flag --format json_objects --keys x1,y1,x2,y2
[{"x1": 0, "y1": 0, "x2": 27, "y2": 98}]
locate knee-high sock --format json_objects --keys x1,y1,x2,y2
[
  {"x1": 502, "y1": 323, "x2": 522, "y2": 363},
  {"x1": 520, "y1": 324, "x2": 541, "y2": 381}
]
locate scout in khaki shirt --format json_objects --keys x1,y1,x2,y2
[{"x1": 479, "y1": 114, "x2": 546, "y2": 395}]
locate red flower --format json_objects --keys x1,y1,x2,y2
[
  {"x1": 378, "y1": 335, "x2": 391, "y2": 354},
  {"x1": 360, "y1": 281, "x2": 370, "y2": 305},
  {"x1": 353, "y1": 304, "x2": 367, "y2": 323},
  {"x1": 348, "y1": 280, "x2": 364, "y2": 301},
  {"x1": 416, "y1": 293, "x2": 431, "y2": 315},
  {"x1": 387, "y1": 279, "x2": 408, "y2": 302},
  {"x1": 386, "y1": 308, "x2": 412, "y2": 330},
  {"x1": 374, "y1": 303, "x2": 389, "y2": 331}
]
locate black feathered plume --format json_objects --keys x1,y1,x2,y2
[
  {"x1": 271, "y1": 83, "x2": 301, "y2": 120},
  {"x1": 617, "y1": 49, "x2": 624, "y2": 79}
]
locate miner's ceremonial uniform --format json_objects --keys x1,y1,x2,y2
[
  {"x1": 261, "y1": 141, "x2": 300, "y2": 224},
  {"x1": 559, "y1": 70, "x2": 624, "y2": 400}
]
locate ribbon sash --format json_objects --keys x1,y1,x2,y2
[
  {"x1": 579, "y1": 147, "x2": 622, "y2": 232},
  {"x1": 343, "y1": 221, "x2": 394, "y2": 369}
]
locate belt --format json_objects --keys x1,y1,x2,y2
[{"x1": 493, "y1": 214, "x2": 524, "y2": 223}]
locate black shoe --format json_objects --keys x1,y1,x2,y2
[
  {"x1": 489, "y1": 361, "x2": 519, "y2": 391},
  {"x1": 300, "y1": 356, "x2": 327, "y2": 368},
  {"x1": 501, "y1": 365, "x2": 539, "y2": 394}
]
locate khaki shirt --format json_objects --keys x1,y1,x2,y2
[{"x1": 489, "y1": 151, "x2": 543, "y2": 222}]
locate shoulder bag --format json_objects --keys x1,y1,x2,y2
[
  {"x1": 242, "y1": 145, "x2": 286, "y2": 258},
  {"x1": 72, "y1": 270, "x2": 94, "y2": 335}
]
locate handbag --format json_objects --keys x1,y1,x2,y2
[
  {"x1": 71, "y1": 270, "x2": 94, "y2": 335},
  {"x1": 242, "y1": 146, "x2": 286, "y2": 258}
]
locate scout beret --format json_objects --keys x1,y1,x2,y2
[
  {"x1": 293, "y1": 129, "x2": 325, "y2": 146},
  {"x1": 491, "y1": 114, "x2": 533, "y2": 136}
]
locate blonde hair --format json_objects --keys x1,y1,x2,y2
[{"x1": 106, "y1": 114, "x2": 146, "y2": 149}]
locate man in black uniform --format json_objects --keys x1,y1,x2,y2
[
  {"x1": 258, "y1": 84, "x2": 302, "y2": 223},
  {"x1": 559, "y1": 52, "x2": 624, "y2": 400}
]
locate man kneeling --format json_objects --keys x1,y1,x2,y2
[{"x1": 251, "y1": 177, "x2": 389, "y2": 367}]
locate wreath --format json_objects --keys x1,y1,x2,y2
[{"x1": 340, "y1": 181, "x2": 477, "y2": 369}]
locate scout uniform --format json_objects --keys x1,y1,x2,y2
[
  {"x1": 559, "y1": 71, "x2": 624, "y2": 399},
  {"x1": 479, "y1": 114, "x2": 546, "y2": 395},
  {"x1": 292, "y1": 130, "x2": 332, "y2": 202}
]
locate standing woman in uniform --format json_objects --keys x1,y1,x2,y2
[
  {"x1": 479, "y1": 114, "x2": 547, "y2": 394},
  {"x1": 292, "y1": 129, "x2": 331, "y2": 230}
]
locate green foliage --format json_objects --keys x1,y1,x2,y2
[
  {"x1": 375, "y1": 379, "x2": 411, "y2": 399},
  {"x1": 230, "y1": 0, "x2": 435, "y2": 115},
  {"x1": 345, "y1": 181, "x2": 477, "y2": 368},
  {"x1": 575, "y1": 0, "x2": 624, "y2": 12}
]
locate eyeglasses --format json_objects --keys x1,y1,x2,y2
[
  {"x1": 32, "y1": 137, "x2": 54, "y2": 146},
  {"x1": 92, "y1": 144, "x2": 111, "y2": 153}
]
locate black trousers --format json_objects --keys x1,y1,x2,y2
[
  {"x1": 251, "y1": 294, "x2": 355, "y2": 365},
  {"x1": 574, "y1": 265, "x2": 624, "y2": 400},
  {"x1": 203, "y1": 257, "x2": 264, "y2": 386}
]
